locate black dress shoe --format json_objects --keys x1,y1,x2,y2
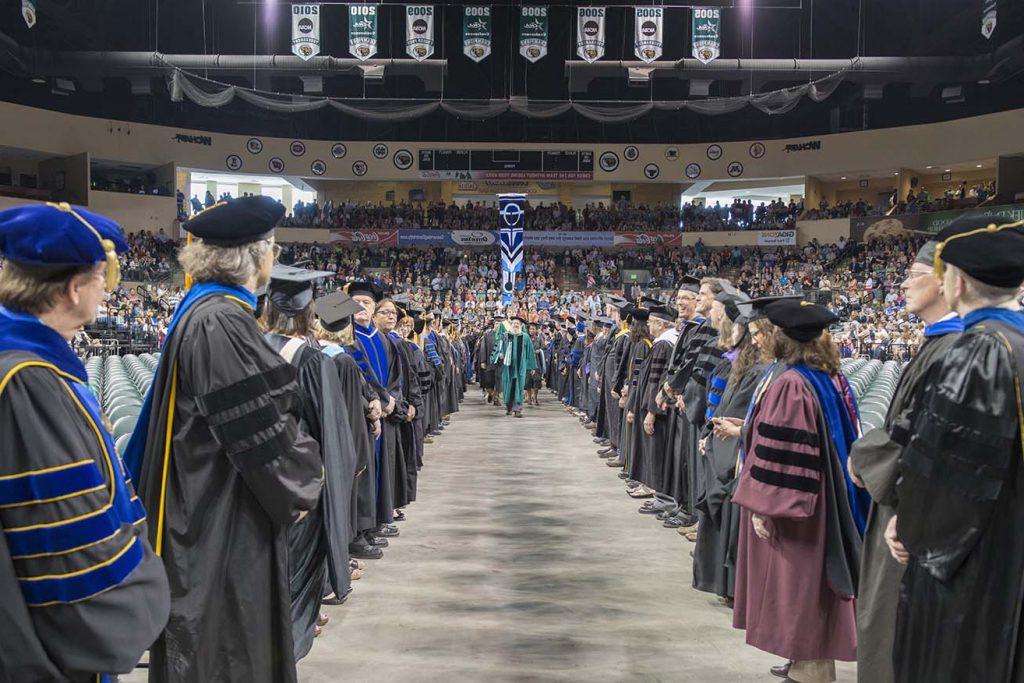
[
  {"x1": 770, "y1": 662, "x2": 792, "y2": 678},
  {"x1": 321, "y1": 588, "x2": 353, "y2": 606},
  {"x1": 363, "y1": 532, "x2": 389, "y2": 548},
  {"x1": 348, "y1": 542, "x2": 384, "y2": 560},
  {"x1": 377, "y1": 524, "x2": 400, "y2": 537},
  {"x1": 656, "y1": 509, "x2": 679, "y2": 521},
  {"x1": 638, "y1": 504, "x2": 663, "y2": 514},
  {"x1": 597, "y1": 447, "x2": 616, "y2": 456}
]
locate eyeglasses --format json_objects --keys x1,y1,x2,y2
[
  {"x1": 271, "y1": 243, "x2": 282, "y2": 259},
  {"x1": 377, "y1": 309, "x2": 398, "y2": 317}
]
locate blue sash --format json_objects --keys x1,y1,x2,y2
[{"x1": 123, "y1": 282, "x2": 257, "y2": 482}]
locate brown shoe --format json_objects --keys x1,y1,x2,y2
[
  {"x1": 351, "y1": 568, "x2": 364, "y2": 580},
  {"x1": 317, "y1": 612, "x2": 329, "y2": 627},
  {"x1": 514, "y1": 411, "x2": 523, "y2": 418},
  {"x1": 424, "y1": 436, "x2": 434, "y2": 444}
]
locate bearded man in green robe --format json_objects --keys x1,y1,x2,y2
[{"x1": 491, "y1": 314, "x2": 537, "y2": 417}]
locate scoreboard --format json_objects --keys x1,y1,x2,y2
[{"x1": 418, "y1": 149, "x2": 593, "y2": 180}]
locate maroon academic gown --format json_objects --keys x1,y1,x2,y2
[{"x1": 731, "y1": 370, "x2": 857, "y2": 662}]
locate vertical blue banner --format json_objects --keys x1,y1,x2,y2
[{"x1": 498, "y1": 193, "x2": 526, "y2": 306}]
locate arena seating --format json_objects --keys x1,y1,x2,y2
[
  {"x1": 840, "y1": 358, "x2": 904, "y2": 433},
  {"x1": 85, "y1": 353, "x2": 159, "y2": 455}
]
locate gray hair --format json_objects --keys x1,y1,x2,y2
[{"x1": 178, "y1": 238, "x2": 273, "y2": 286}]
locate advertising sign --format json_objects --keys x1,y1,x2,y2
[{"x1": 330, "y1": 229, "x2": 398, "y2": 246}]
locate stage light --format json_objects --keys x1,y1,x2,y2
[
  {"x1": 841, "y1": 176, "x2": 847, "y2": 180},
  {"x1": 976, "y1": 164, "x2": 983, "y2": 168},
  {"x1": 926, "y1": 166, "x2": 933, "y2": 169},
  {"x1": 944, "y1": 169, "x2": 951, "y2": 173}
]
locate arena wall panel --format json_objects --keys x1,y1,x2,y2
[{"x1": 0, "y1": 101, "x2": 1020, "y2": 183}]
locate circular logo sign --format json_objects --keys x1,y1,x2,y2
[
  {"x1": 290, "y1": 140, "x2": 306, "y2": 157},
  {"x1": 331, "y1": 143, "x2": 347, "y2": 159},
  {"x1": 372, "y1": 143, "x2": 389, "y2": 159},
  {"x1": 685, "y1": 162, "x2": 702, "y2": 179},
  {"x1": 500, "y1": 203, "x2": 524, "y2": 227},
  {"x1": 298, "y1": 17, "x2": 314, "y2": 34},
  {"x1": 665, "y1": 147, "x2": 679, "y2": 161},
  {"x1": 352, "y1": 161, "x2": 368, "y2": 177},
  {"x1": 311, "y1": 160, "x2": 327, "y2": 176},
  {"x1": 599, "y1": 151, "x2": 619, "y2": 172},
  {"x1": 643, "y1": 163, "x2": 660, "y2": 180},
  {"x1": 706, "y1": 144, "x2": 723, "y2": 161},
  {"x1": 393, "y1": 149, "x2": 413, "y2": 170},
  {"x1": 268, "y1": 157, "x2": 285, "y2": 173},
  {"x1": 225, "y1": 154, "x2": 243, "y2": 171},
  {"x1": 641, "y1": 20, "x2": 657, "y2": 37},
  {"x1": 727, "y1": 161, "x2": 744, "y2": 178},
  {"x1": 246, "y1": 138, "x2": 263, "y2": 155},
  {"x1": 583, "y1": 20, "x2": 599, "y2": 36},
  {"x1": 413, "y1": 18, "x2": 428, "y2": 34},
  {"x1": 749, "y1": 142, "x2": 766, "y2": 159},
  {"x1": 624, "y1": 145, "x2": 640, "y2": 162}
]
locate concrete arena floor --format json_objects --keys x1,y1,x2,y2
[{"x1": 127, "y1": 389, "x2": 857, "y2": 682}]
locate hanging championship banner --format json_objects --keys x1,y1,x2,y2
[
  {"x1": 519, "y1": 6, "x2": 548, "y2": 63},
  {"x1": 634, "y1": 6, "x2": 663, "y2": 63},
  {"x1": 405, "y1": 5, "x2": 435, "y2": 61},
  {"x1": 982, "y1": 0, "x2": 997, "y2": 39},
  {"x1": 576, "y1": 7, "x2": 606, "y2": 63},
  {"x1": 22, "y1": 0, "x2": 36, "y2": 28},
  {"x1": 692, "y1": 7, "x2": 721, "y2": 64},
  {"x1": 498, "y1": 193, "x2": 526, "y2": 305},
  {"x1": 463, "y1": 6, "x2": 492, "y2": 62},
  {"x1": 348, "y1": 4, "x2": 378, "y2": 61},
  {"x1": 291, "y1": 4, "x2": 320, "y2": 60}
]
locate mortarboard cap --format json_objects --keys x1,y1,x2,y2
[
  {"x1": 764, "y1": 299, "x2": 838, "y2": 342},
  {"x1": 748, "y1": 294, "x2": 803, "y2": 322},
  {"x1": 649, "y1": 304, "x2": 678, "y2": 324},
  {"x1": 183, "y1": 196, "x2": 284, "y2": 246},
  {"x1": 934, "y1": 214, "x2": 1024, "y2": 288},
  {"x1": 344, "y1": 279, "x2": 384, "y2": 302},
  {"x1": 678, "y1": 275, "x2": 701, "y2": 294},
  {"x1": 266, "y1": 264, "x2": 333, "y2": 316},
  {"x1": 315, "y1": 291, "x2": 363, "y2": 332},
  {"x1": 0, "y1": 202, "x2": 128, "y2": 291},
  {"x1": 631, "y1": 307, "x2": 651, "y2": 322}
]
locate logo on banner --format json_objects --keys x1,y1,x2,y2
[
  {"x1": 749, "y1": 142, "x2": 766, "y2": 159},
  {"x1": 311, "y1": 160, "x2": 327, "y2": 176},
  {"x1": 665, "y1": 147, "x2": 679, "y2": 161},
  {"x1": 624, "y1": 145, "x2": 639, "y2": 162},
  {"x1": 463, "y1": 6, "x2": 492, "y2": 62},
  {"x1": 634, "y1": 7, "x2": 663, "y2": 63},
  {"x1": 331, "y1": 230, "x2": 399, "y2": 246},
  {"x1": 372, "y1": 143, "x2": 389, "y2": 159},
  {"x1": 269, "y1": 157, "x2": 285, "y2": 173},
  {"x1": 290, "y1": 140, "x2": 306, "y2": 157},
  {"x1": 348, "y1": 4, "x2": 378, "y2": 60},
  {"x1": 225, "y1": 155, "x2": 243, "y2": 171},
  {"x1": 405, "y1": 5, "x2": 435, "y2": 61},
  {"x1": 692, "y1": 8, "x2": 721, "y2": 64},
  {"x1": 393, "y1": 149, "x2": 414, "y2": 170},
  {"x1": 451, "y1": 230, "x2": 497, "y2": 246},
  {"x1": 331, "y1": 143, "x2": 347, "y2": 159},
  {"x1": 352, "y1": 161, "x2": 368, "y2": 176},
  {"x1": 685, "y1": 162, "x2": 702, "y2": 179},
  {"x1": 519, "y1": 6, "x2": 548, "y2": 63},
  {"x1": 500, "y1": 202, "x2": 524, "y2": 227},
  {"x1": 599, "y1": 152, "x2": 619, "y2": 172},
  {"x1": 644, "y1": 163, "x2": 660, "y2": 180},
  {"x1": 757, "y1": 230, "x2": 797, "y2": 246},
  {"x1": 727, "y1": 161, "x2": 744, "y2": 177},
  {"x1": 576, "y1": 7, "x2": 606, "y2": 63},
  {"x1": 291, "y1": 4, "x2": 321, "y2": 60},
  {"x1": 706, "y1": 144, "x2": 722, "y2": 161},
  {"x1": 246, "y1": 137, "x2": 263, "y2": 154},
  {"x1": 982, "y1": 0, "x2": 997, "y2": 39}
]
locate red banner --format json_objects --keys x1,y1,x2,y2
[
  {"x1": 330, "y1": 229, "x2": 399, "y2": 246},
  {"x1": 613, "y1": 232, "x2": 682, "y2": 249}
]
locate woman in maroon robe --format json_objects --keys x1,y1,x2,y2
[{"x1": 731, "y1": 300, "x2": 861, "y2": 683}]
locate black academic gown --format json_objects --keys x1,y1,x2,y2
[
  {"x1": 264, "y1": 335, "x2": 356, "y2": 662},
  {"x1": 894, "y1": 318, "x2": 1024, "y2": 683},
  {"x1": 847, "y1": 327, "x2": 960, "y2": 683},
  {"x1": 349, "y1": 327, "x2": 404, "y2": 528},
  {"x1": 135, "y1": 294, "x2": 323, "y2": 683},
  {"x1": 618, "y1": 337, "x2": 652, "y2": 471},
  {"x1": 0, "y1": 350, "x2": 170, "y2": 683},
  {"x1": 389, "y1": 332, "x2": 422, "y2": 507},
  {"x1": 407, "y1": 341, "x2": 433, "y2": 470},
  {"x1": 322, "y1": 347, "x2": 377, "y2": 537},
  {"x1": 604, "y1": 329, "x2": 631, "y2": 450},
  {"x1": 692, "y1": 354, "x2": 760, "y2": 596},
  {"x1": 628, "y1": 336, "x2": 674, "y2": 489}
]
